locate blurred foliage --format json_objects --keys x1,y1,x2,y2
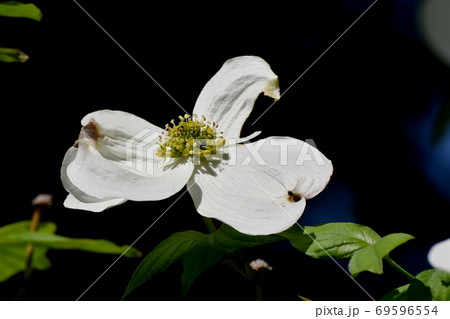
[
  {"x1": 0, "y1": 221, "x2": 141, "y2": 283},
  {"x1": 0, "y1": 47, "x2": 28, "y2": 62},
  {"x1": 0, "y1": 1, "x2": 42, "y2": 21},
  {"x1": 0, "y1": 1, "x2": 42, "y2": 63}
]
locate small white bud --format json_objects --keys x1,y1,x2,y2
[{"x1": 249, "y1": 259, "x2": 273, "y2": 271}]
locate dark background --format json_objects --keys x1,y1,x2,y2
[{"x1": 1, "y1": 0, "x2": 449, "y2": 300}]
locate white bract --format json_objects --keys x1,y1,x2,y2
[
  {"x1": 428, "y1": 238, "x2": 450, "y2": 273},
  {"x1": 61, "y1": 56, "x2": 333, "y2": 235}
]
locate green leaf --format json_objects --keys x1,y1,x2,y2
[
  {"x1": 0, "y1": 221, "x2": 55, "y2": 237},
  {"x1": 123, "y1": 231, "x2": 222, "y2": 299},
  {"x1": 0, "y1": 1, "x2": 42, "y2": 21},
  {"x1": 124, "y1": 225, "x2": 285, "y2": 299},
  {"x1": 381, "y1": 279, "x2": 432, "y2": 301},
  {"x1": 381, "y1": 269, "x2": 449, "y2": 301},
  {"x1": 0, "y1": 47, "x2": 29, "y2": 63},
  {"x1": 279, "y1": 223, "x2": 414, "y2": 280},
  {"x1": 209, "y1": 224, "x2": 284, "y2": 255},
  {"x1": 281, "y1": 223, "x2": 381, "y2": 259},
  {"x1": 6, "y1": 232, "x2": 141, "y2": 257},
  {"x1": 381, "y1": 283, "x2": 411, "y2": 301},
  {"x1": 0, "y1": 244, "x2": 50, "y2": 282},
  {"x1": 181, "y1": 244, "x2": 223, "y2": 297},
  {"x1": 278, "y1": 225, "x2": 314, "y2": 253},
  {"x1": 348, "y1": 233, "x2": 414, "y2": 277},
  {"x1": 416, "y1": 269, "x2": 450, "y2": 301},
  {"x1": 0, "y1": 221, "x2": 54, "y2": 282},
  {"x1": 0, "y1": 221, "x2": 141, "y2": 283}
]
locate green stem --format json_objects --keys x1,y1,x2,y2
[
  {"x1": 203, "y1": 217, "x2": 217, "y2": 233},
  {"x1": 255, "y1": 282, "x2": 264, "y2": 301},
  {"x1": 385, "y1": 255, "x2": 415, "y2": 282}
]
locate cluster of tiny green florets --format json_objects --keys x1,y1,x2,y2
[{"x1": 156, "y1": 114, "x2": 225, "y2": 159}]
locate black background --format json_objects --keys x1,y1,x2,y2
[{"x1": 1, "y1": 0, "x2": 449, "y2": 300}]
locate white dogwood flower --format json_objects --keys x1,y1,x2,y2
[
  {"x1": 428, "y1": 238, "x2": 450, "y2": 273},
  {"x1": 61, "y1": 56, "x2": 333, "y2": 235}
]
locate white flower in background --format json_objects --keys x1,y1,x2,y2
[
  {"x1": 420, "y1": 0, "x2": 450, "y2": 67},
  {"x1": 61, "y1": 56, "x2": 333, "y2": 235},
  {"x1": 250, "y1": 259, "x2": 273, "y2": 271},
  {"x1": 428, "y1": 238, "x2": 450, "y2": 273}
]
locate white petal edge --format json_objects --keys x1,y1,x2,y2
[
  {"x1": 67, "y1": 138, "x2": 194, "y2": 201},
  {"x1": 428, "y1": 238, "x2": 450, "y2": 273},
  {"x1": 64, "y1": 194, "x2": 127, "y2": 212},
  {"x1": 62, "y1": 110, "x2": 195, "y2": 204},
  {"x1": 188, "y1": 137, "x2": 332, "y2": 235},
  {"x1": 193, "y1": 56, "x2": 280, "y2": 139},
  {"x1": 252, "y1": 137, "x2": 333, "y2": 199},
  {"x1": 61, "y1": 147, "x2": 127, "y2": 212},
  {"x1": 80, "y1": 110, "x2": 164, "y2": 163},
  {"x1": 81, "y1": 109, "x2": 163, "y2": 135},
  {"x1": 188, "y1": 165, "x2": 306, "y2": 236}
]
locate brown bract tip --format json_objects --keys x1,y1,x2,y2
[
  {"x1": 287, "y1": 191, "x2": 302, "y2": 203},
  {"x1": 74, "y1": 118, "x2": 99, "y2": 148}
]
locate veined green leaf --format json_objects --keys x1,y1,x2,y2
[
  {"x1": 0, "y1": 1, "x2": 42, "y2": 21},
  {"x1": 281, "y1": 223, "x2": 381, "y2": 259},
  {"x1": 0, "y1": 47, "x2": 28, "y2": 63},
  {"x1": 281, "y1": 223, "x2": 414, "y2": 280},
  {"x1": 348, "y1": 233, "x2": 414, "y2": 277}
]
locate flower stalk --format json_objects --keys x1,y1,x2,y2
[
  {"x1": 24, "y1": 194, "x2": 53, "y2": 280},
  {"x1": 203, "y1": 217, "x2": 217, "y2": 233},
  {"x1": 385, "y1": 255, "x2": 416, "y2": 282},
  {"x1": 16, "y1": 194, "x2": 53, "y2": 300}
]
